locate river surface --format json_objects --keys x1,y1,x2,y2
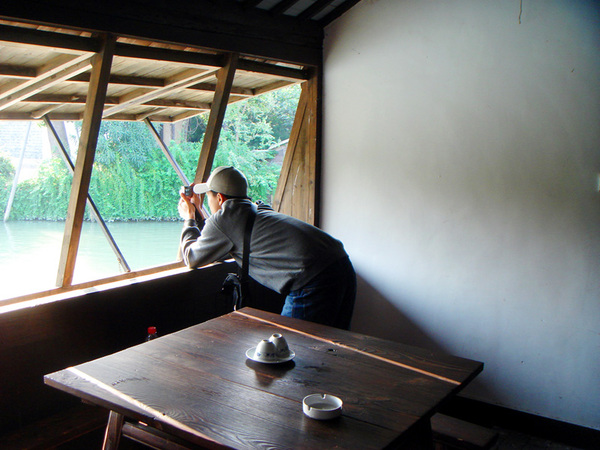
[{"x1": 1, "y1": 220, "x2": 184, "y2": 300}]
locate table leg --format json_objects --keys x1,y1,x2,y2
[
  {"x1": 390, "y1": 417, "x2": 434, "y2": 449},
  {"x1": 102, "y1": 410, "x2": 124, "y2": 450}
]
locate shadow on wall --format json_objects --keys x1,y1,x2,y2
[
  {"x1": 351, "y1": 273, "x2": 496, "y2": 403},
  {"x1": 350, "y1": 274, "x2": 446, "y2": 352}
]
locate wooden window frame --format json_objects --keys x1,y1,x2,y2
[{"x1": 0, "y1": 27, "x2": 320, "y2": 308}]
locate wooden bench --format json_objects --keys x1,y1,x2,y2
[
  {"x1": 0, "y1": 404, "x2": 108, "y2": 450},
  {"x1": 432, "y1": 413, "x2": 499, "y2": 450},
  {"x1": 1, "y1": 406, "x2": 497, "y2": 450}
]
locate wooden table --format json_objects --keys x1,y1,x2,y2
[{"x1": 44, "y1": 307, "x2": 483, "y2": 449}]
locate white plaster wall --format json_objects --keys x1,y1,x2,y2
[{"x1": 322, "y1": 0, "x2": 600, "y2": 430}]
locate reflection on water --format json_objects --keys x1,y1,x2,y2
[{"x1": 1, "y1": 220, "x2": 184, "y2": 300}]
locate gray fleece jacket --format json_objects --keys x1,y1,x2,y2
[{"x1": 180, "y1": 198, "x2": 348, "y2": 294}]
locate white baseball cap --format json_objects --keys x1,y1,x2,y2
[{"x1": 193, "y1": 166, "x2": 248, "y2": 198}]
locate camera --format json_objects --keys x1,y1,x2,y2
[{"x1": 183, "y1": 185, "x2": 193, "y2": 197}]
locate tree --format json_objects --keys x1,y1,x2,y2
[
  {"x1": 6, "y1": 84, "x2": 301, "y2": 220},
  {"x1": 0, "y1": 153, "x2": 15, "y2": 217}
]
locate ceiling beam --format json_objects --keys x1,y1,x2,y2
[
  {"x1": 0, "y1": 0, "x2": 323, "y2": 66},
  {"x1": 270, "y1": 0, "x2": 302, "y2": 16},
  {"x1": 0, "y1": 54, "x2": 93, "y2": 111},
  {"x1": 56, "y1": 34, "x2": 116, "y2": 287},
  {"x1": 23, "y1": 93, "x2": 211, "y2": 110},
  {"x1": 69, "y1": 72, "x2": 165, "y2": 87},
  {"x1": 319, "y1": 0, "x2": 362, "y2": 26},
  {"x1": 194, "y1": 53, "x2": 238, "y2": 183},
  {"x1": 0, "y1": 23, "x2": 100, "y2": 53},
  {"x1": 0, "y1": 64, "x2": 37, "y2": 78},
  {"x1": 298, "y1": 0, "x2": 334, "y2": 21},
  {"x1": 102, "y1": 68, "x2": 219, "y2": 118},
  {"x1": 253, "y1": 80, "x2": 297, "y2": 96},
  {"x1": 114, "y1": 42, "x2": 224, "y2": 68}
]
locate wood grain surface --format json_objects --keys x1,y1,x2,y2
[{"x1": 45, "y1": 307, "x2": 483, "y2": 449}]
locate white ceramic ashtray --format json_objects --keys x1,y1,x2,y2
[
  {"x1": 246, "y1": 333, "x2": 295, "y2": 364},
  {"x1": 303, "y1": 394, "x2": 343, "y2": 420}
]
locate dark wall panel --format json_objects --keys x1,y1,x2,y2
[{"x1": 0, "y1": 262, "x2": 284, "y2": 435}]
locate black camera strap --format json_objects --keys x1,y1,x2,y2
[{"x1": 237, "y1": 206, "x2": 256, "y2": 310}]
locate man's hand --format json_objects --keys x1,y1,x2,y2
[{"x1": 178, "y1": 193, "x2": 197, "y2": 220}]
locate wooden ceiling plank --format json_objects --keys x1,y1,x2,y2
[
  {"x1": 0, "y1": 54, "x2": 92, "y2": 100},
  {"x1": 144, "y1": 98, "x2": 210, "y2": 110},
  {"x1": 25, "y1": 94, "x2": 119, "y2": 105},
  {"x1": 270, "y1": 0, "x2": 303, "y2": 16},
  {"x1": 136, "y1": 107, "x2": 168, "y2": 121},
  {"x1": 56, "y1": 34, "x2": 116, "y2": 287},
  {"x1": 237, "y1": 60, "x2": 308, "y2": 80},
  {"x1": 253, "y1": 80, "x2": 296, "y2": 96},
  {"x1": 194, "y1": 53, "x2": 239, "y2": 184},
  {"x1": 0, "y1": 54, "x2": 94, "y2": 111},
  {"x1": 1, "y1": 1, "x2": 323, "y2": 65},
  {"x1": 188, "y1": 82, "x2": 253, "y2": 97},
  {"x1": 30, "y1": 104, "x2": 64, "y2": 119},
  {"x1": 69, "y1": 72, "x2": 165, "y2": 88},
  {"x1": 0, "y1": 63, "x2": 37, "y2": 78},
  {"x1": 319, "y1": 0, "x2": 362, "y2": 25},
  {"x1": 0, "y1": 23, "x2": 100, "y2": 53},
  {"x1": 298, "y1": 0, "x2": 335, "y2": 21},
  {"x1": 242, "y1": 0, "x2": 264, "y2": 7},
  {"x1": 114, "y1": 42, "x2": 225, "y2": 69},
  {"x1": 102, "y1": 68, "x2": 219, "y2": 118},
  {"x1": 170, "y1": 109, "x2": 205, "y2": 123}
]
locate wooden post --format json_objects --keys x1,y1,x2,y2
[
  {"x1": 44, "y1": 115, "x2": 131, "y2": 273},
  {"x1": 102, "y1": 411, "x2": 124, "y2": 450},
  {"x1": 272, "y1": 70, "x2": 319, "y2": 225},
  {"x1": 56, "y1": 34, "x2": 116, "y2": 287},
  {"x1": 144, "y1": 118, "x2": 190, "y2": 186},
  {"x1": 194, "y1": 53, "x2": 238, "y2": 184}
]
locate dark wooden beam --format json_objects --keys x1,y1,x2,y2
[
  {"x1": 0, "y1": 0, "x2": 323, "y2": 66},
  {"x1": 0, "y1": 23, "x2": 100, "y2": 53},
  {"x1": 114, "y1": 42, "x2": 225, "y2": 68},
  {"x1": 242, "y1": 0, "x2": 264, "y2": 7},
  {"x1": 319, "y1": 0, "x2": 362, "y2": 26},
  {"x1": 0, "y1": 64, "x2": 37, "y2": 78},
  {"x1": 0, "y1": 54, "x2": 93, "y2": 112},
  {"x1": 298, "y1": 0, "x2": 334, "y2": 21},
  {"x1": 188, "y1": 82, "x2": 253, "y2": 97},
  {"x1": 24, "y1": 94, "x2": 118, "y2": 105},
  {"x1": 70, "y1": 72, "x2": 165, "y2": 87},
  {"x1": 194, "y1": 53, "x2": 238, "y2": 184},
  {"x1": 236, "y1": 59, "x2": 308, "y2": 80},
  {"x1": 23, "y1": 94, "x2": 210, "y2": 110},
  {"x1": 269, "y1": 0, "x2": 302, "y2": 16},
  {"x1": 102, "y1": 68, "x2": 218, "y2": 119},
  {"x1": 56, "y1": 34, "x2": 116, "y2": 287}
]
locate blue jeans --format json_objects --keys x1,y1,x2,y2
[{"x1": 281, "y1": 256, "x2": 356, "y2": 330}]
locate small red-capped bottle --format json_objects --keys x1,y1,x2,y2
[{"x1": 146, "y1": 326, "x2": 158, "y2": 341}]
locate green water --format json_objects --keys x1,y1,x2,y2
[{"x1": 1, "y1": 220, "x2": 184, "y2": 300}]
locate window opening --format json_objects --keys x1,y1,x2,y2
[
  {"x1": 0, "y1": 22, "x2": 306, "y2": 304},
  {"x1": 1, "y1": 83, "x2": 301, "y2": 301}
]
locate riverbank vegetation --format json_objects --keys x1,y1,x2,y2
[{"x1": 1, "y1": 85, "x2": 300, "y2": 221}]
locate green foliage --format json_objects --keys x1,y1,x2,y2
[
  {"x1": 6, "y1": 84, "x2": 300, "y2": 221},
  {"x1": 10, "y1": 157, "x2": 72, "y2": 220},
  {"x1": 210, "y1": 85, "x2": 300, "y2": 202},
  {"x1": 0, "y1": 153, "x2": 15, "y2": 217}
]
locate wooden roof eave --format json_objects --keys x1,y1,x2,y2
[
  {"x1": 0, "y1": 22, "x2": 309, "y2": 122},
  {"x1": 0, "y1": 0, "x2": 324, "y2": 67}
]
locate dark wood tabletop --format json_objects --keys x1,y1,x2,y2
[{"x1": 44, "y1": 307, "x2": 483, "y2": 449}]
